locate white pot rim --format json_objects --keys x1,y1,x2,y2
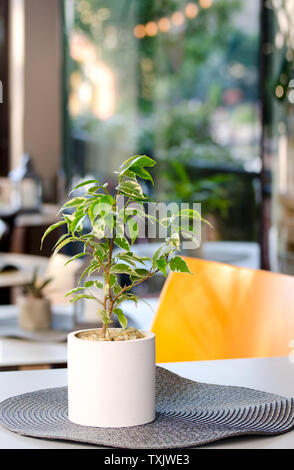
[{"x1": 68, "y1": 328, "x2": 155, "y2": 344}]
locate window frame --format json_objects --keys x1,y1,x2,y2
[{"x1": 0, "y1": 0, "x2": 9, "y2": 176}]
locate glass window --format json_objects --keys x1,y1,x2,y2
[
  {"x1": 263, "y1": 0, "x2": 294, "y2": 274},
  {"x1": 0, "y1": 0, "x2": 9, "y2": 176},
  {"x1": 63, "y1": 0, "x2": 261, "y2": 249}
]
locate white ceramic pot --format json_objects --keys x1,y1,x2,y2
[
  {"x1": 68, "y1": 329, "x2": 156, "y2": 428},
  {"x1": 18, "y1": 296, "x2": 51, "y2": 331}
]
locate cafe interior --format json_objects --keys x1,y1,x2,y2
[{"x1": 0, "y1": 0, "x2": 294, "y2": 450}]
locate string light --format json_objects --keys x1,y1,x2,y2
[
  {"x1": 171, "y1": 11, "x2": 185, "y2": 26},
  {"x1": 185, "y1": 3, "x2": 199, "y2": 19},
  {"x1": 145, "y1": 21, "x2": 158, "y2": 37},
  {"x1": 134, "y1": 24, "x2": 146, "y2": 39},
  {"x1": 275, "y1": 85, "x2": 284, "y2": 98},
  {"x1": 158, "y1": 17, "x2": 171, "y2": 32},
  {"x1": 199, "y1": 0, "x2": 212, "y2": 9},
  {"x1": 133, "y1": 1, "x2": 213, "y2": 39}
]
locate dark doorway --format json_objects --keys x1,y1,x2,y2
[{"x1": 0, "y1": 0, "x2": 9, "y2": 176}]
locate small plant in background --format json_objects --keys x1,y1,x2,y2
[
  {"x1": 23, "y1": 269, "x2": 52, "y2": 299},
  {"x1": 41, "y1": 155, "x2": 205, "y2": 340}
]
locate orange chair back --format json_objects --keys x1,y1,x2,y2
[{"x1": 151, "y1": 257, "x2": 294, "y2": 362}]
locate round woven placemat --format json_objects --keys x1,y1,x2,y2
[{"x1": 0, "y1": 367, "x2": 294, "y2": 449}]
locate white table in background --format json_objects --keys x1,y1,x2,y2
[
  {"x1": 0, "y1": 300, "x2": 158, "y2": 370},
  {"x1": 0, "y1": 356, "x2": 293, "y2": 449},
  {"x1": 0, "y1": 304, "x2": 72, "y2": 370}
]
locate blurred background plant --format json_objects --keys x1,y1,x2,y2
[
  {"x1": 23, "y1": 269, "x2": 52, "y2": 299},
  {"x1": 64, "y1": 0, "x2": 261, "y2": 244}
]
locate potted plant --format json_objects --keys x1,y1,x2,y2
[
  {"x1": 18, "y1": 269, "x2": 52, "y2": 331},
  {"x1": 41, "y1": 155, "x2": 204, "y2": 428}
]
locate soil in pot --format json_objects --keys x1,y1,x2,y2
[{"x1": 76, "y1": 328, "x2": 145, "y2": 341}]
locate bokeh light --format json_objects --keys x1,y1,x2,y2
[
  {"x1": 145, "y1": 21, "x2": 158, "y2": 37},
  {"x1": 158, "y1": 17, "x2": 171, "y2": 32},
  {"x1": 171, "y1": 11, "x2": 185, "y2": 27},
  {"x1": 199, "y1": 0, "x2": 213, "y2": 8},
  {"x1": 288, "y1": 90, "x2": 294, "y2": 103},
  {"x1": 134, "y1": 24, "x2": 146, "y2": 39},
  {"x1": 185, "y1": 3, "x2": 199, "y2": 19},
  {"x1": 275, "y1": 85, "x2": 284, "y2": 98}
]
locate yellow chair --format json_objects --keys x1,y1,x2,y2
[{"x1": 151, "y1": 257, "x2": 294, "y2": 362}]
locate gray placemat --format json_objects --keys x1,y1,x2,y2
[{"x1": 0, "y1": 366, "x2": 293, "y2": 449}]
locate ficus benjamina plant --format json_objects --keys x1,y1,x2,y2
[{"x1": 41, "y1": 155, "x2": 207, "y2": 337}]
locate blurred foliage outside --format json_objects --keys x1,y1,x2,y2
[{"x1": 65, "y1": 0, "x2": 260, "y2": 241}]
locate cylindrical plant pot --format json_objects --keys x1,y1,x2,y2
[
  {"x1": 68, "y1": 329, "x2": 156, "y2": 428},
  {"x1": 18, "y1": 296, "x2": 51, "y2": 331}
]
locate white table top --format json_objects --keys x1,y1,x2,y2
[
  {"x1": 0, "y1": 305, "x2": 72, "y2": 368},
  {"x1": 0, "y1": 356, "x2": 293, "y2": 449}
]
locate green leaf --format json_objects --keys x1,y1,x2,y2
[
  {"x1": 61, "y1": 197, "x2": 87, "y2": 210},
  {"x1": 165, "y1": 232, "x2": 181, "y2": 250},
  {"x1": 64, "y1": 252, "x2": 88, "y2": 266},
  {"x1": 69, "y1": 294, "x2": 98, "y2": 304},
  {"x1": 156, "y1": 258, "x2": 168, "y2": 277},
  {"x1": 104, "y1": 212, "x2": 115, "y2": 232},
  {"x1": 71, "y1": 179, "x2": 101, "y2": 192},
  {"x1": 132, "y1": 268, "x2": 150, "y2": 278},
  {"x1": 52, "y1": 233, "x2": 68, "y2": 250},
  {"x1": 152, "y1": 243, "x2": 172, "y2": 269},
  {"x1": 95, "y1": 280, "x2": 104, "y2": 290},
  {"x1": 127, "y1": 219, "x2": 139, "y2": 245},
  {"x1": 121, "y1": 251, "x2": 150, "y2": 265},
  {"x1": 114, "y1": 308, "x2": 128, "y2": 329},
  {"x1": 179, "y1": 208, "x2": 202, "y2": 220},
  {"x1": 116, "y1": 180, "x2": 145, "y2": 199},
  {"x1": 65, "y1": 287, "x2": 86, "y2": 297},
  {"x1": 113, "y1": 283, "x2": 123, "y2": 296},
  {"x1": 130, "y1": 268, "x2": 150, "y2": 282},
  {"x1": 109, "y1": 273, "x2": 117, "y2": 288},
  {"x1": 97, "y1": 308, "x2": 109, "y2": 324},
  {"x1": 115, "y1": 253, "x2": 137, "y2": 267},
  {"x1": 114, "y1": 236, "x2": 130, "y2": 251},
  {"x1": 87, "y1": 183, "x2": 108, "y2": 194},
  {"x1": 179, "y1": 209, "x2": 213, "y2": 228},
  {"x1": 169, "y1": 256, "x2": 192, "y2": 274},
  {"x1": 94, "y1": 244, "x2": 108, "y2": 261},
  {"x1": 63, "y1": 214, "x2": 75, "y2": 227},
  {"x1": 88, "y1": 261, "x2": 101, "y2": 276},
  {"x1": 78, "y1": 262, "x2": 100, "y2": 284},
  {"x1": 124, "y1": 207, "x2": 158, "y2": 224},
  {"x1": 87, "y1": 185, "x2": 103, "y2": 194},
  {"x1": 125, "y1": 293, "x2": 139, "y2": 306},
  {"x1": 84, "y1": 280, "x2": 95, "y2": 288},
  {"x1": 91, "y1": 219, "x2": 106, "y2": 239},
  {"x1": 120, "y1": 155, "x2": 156, "y2": 174},
  {"x1": 53, "y1": 236, "x2": 75, "y2": 255},
  {"x1": 40, "y1": 221, "x2": 66, "y2": 249},
  {"x1": 110, "y1": 264, "x2": 135, "y2": 275},
  {"x1": 90, "y1": 195, "x2": 114, "y2": 223},
  {"x1": 129, "y1": 167, "x2": 154, "y2": 184}
]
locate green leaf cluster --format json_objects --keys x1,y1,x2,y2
[{"x1": 41, "y1": 155, "x2": 207, "y2": 335}]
